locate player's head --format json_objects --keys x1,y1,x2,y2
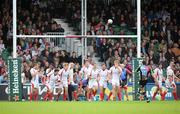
[
  {"x1": 92, "y1": 62, "x2": 97, "y2": 69},
  {"x1": 85, "y1": 59, "x2": 90, "y2": 67},
  {"x1": 114, "y1": 60, "x2": 119, "y2": 67},
  {"x1": 101, "y1": 63, "x2": 106, "y2": 70},
  {"x1": 63, "y1": 63, "x2": 69, "y2": 70},
  {"x1": 34, "y1": 62, "x2": 40, "y2": 69},
  {"x1": 120, "y1": 64, "x2": 125, "y2": 69},
  {"x1": 54, "y1": 68, "x2": 59, "y2": 75},
  {"x1": 170, "y1": 61, "x2": 175, "y2": 68},
  {"x1": 142, "y1": 61, "x2": 146, "y2": 65},
  {"x1": 159, "y1": 62, "x2": 163, "y2": 69}
]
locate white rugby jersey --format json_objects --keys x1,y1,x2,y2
[
  {"x1": 59, "y1": 68, "x2": 70, "y2": 82},
  {"x1": 99, "y1": 69, "x2": 108, "y2": 81},
  {"x1": 167, "y1": 66, "x2": 175, "y2": 82},
  {"x1": 109, "y1": 66, "x2": 122, "y2": 80},
  {"x1": 90, "y1": 68, "x2": 100, "y2": 79},
  {"x1": 80, "y1": 64, "x2": 93, "y2": 79},
  {"x1": 30, "y1": 68, "x2": 39, "y2": 84},
  {"x1": 46, "y1": 69, "x2": 58, "y2": 85},
  {"x1": 154, "y1": 68, "x2": 163, "y2": 82}
]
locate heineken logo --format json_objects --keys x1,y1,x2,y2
[
  {"x1": 12, "y1": 60, "x2": 20, "y2": 94},
  {"x1": 8, "y1": 58, "x2": 22, "y2": 101}
]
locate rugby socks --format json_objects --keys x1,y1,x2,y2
[
  {"x1": 29, "y1": 93, "x2": 33, "y2": 101},
  {"x1": 73, "y1": 91, "x2": 78, "y2": 101},
  {"x1": 93, "y1": 90, "x2": 97, "y2": 96},
  {"x1": 34, "y1": 92, "x2": 38, "y2": 101},
  {"x1": 63, "y1": 94, "x2": 67, "y2": 101},
  {"x1": 172, "y1": 91, "x2": 178, "y2": 100},
  {"x1": 44, "y1": 93, "x2": 49, "y2": 101},
  {"x1": 162, "y1": 91, "x2": 167, "y2": 100},
  {"x1": 118, "y1": 92, "x2": 122, "y2": 101},
  {"x1": 152, "y1": 92, "x2": 157, "y2": 100},
  {"x1": 48, "y1": 93, "x2": 53, "y2": 101},
  {"x1": 108, "y1": 92, "x2": 112, "y2": 100},
  {"x1": 100, "y1": 92, "x2": 104, "y2": 101},
  {"x1": 56, "y1": 93, "x2": 61, "y2": 101}
]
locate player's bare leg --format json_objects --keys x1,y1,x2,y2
[
  {"x1": 87, "y1": 88, "x2": 92, "y2": 101},
  {"x1": 118, "y1": 86, "x2": 122, "y2": 101},
  {"x1": 113, "y1": 85, "x2": 119, "y2": 101},
  {"x1": 124, "y1": 86, "x2": 129, "y2": 101},
  {"x1": 172, "y1": 84, "x2": 178, "y2": 100},
  {"x1": 152, "y1": 87, "x2": 159, "y2": 101},
  {"x1": 100, "y1": 86, "x2": 105, "y2": 101},
  {"x1": 33, "y1": 88, "x2": 39, "y2": 101},
  {"x1": 63, "y1": 87, "x2": 68, "y2": 101},
  {"x1": 56, "y1": 88, "x2": 62, "y2": 101}
]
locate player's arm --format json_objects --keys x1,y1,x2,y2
[
  {"x1": 107, "y1": 69, "x2": 112, "y2": 82},
  {"x1": 117, "y1": 66, "x2": 122, "y2": 73},
  {"x1": 126, "y1": 68, "x2": 132, "y2": 75},
  {"x1": 152, "y1": 69, "x2": 157, "y2": 80},
  {"x1": 174, "y1": 74, "x2": 180, "y2": 82},
  {"x1": 47, "y1": 69, "x2": 54, "y2": 77},
  {"x1": 30, "y1": 68, "x2": 37, "y2": 77}
]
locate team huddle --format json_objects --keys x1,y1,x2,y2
[{"x1": 29, "y1": 59, "x2": 179, "y2": 101}]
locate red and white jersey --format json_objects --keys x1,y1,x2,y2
[
  {"x1": 90, "y1": 68, "x2": 100, "y2": 80},
  {"x1": 154, "y1": 68, "x2": 163, "y2": 82},
  {"x1": 59, "y1": 68, "x2": 70, "y2": 82},
  {"x1": 99, "y1": 69, "x2": 109, "y2": 82},
  {"x1": 47, "y1": 70, "x2": 58, "y2": 86},
  {"x1": 80, "y1": 64, "x2": 93, "y2": 79},
  {"x1": 167, "y1": 66, "x2": 175, "y2": 82},
  {"x1": 109, "y1": 66, "x2": 122, "y2": 81},
  {"x1": 30, "y1": 67, "x2": 39, "y2": 84}
]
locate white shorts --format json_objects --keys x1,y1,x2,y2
[
  {"x1": 88, "y1": 79, "x2": 98, "y2": 89},
  {"x1": 112, "y1": 79, "x2": 119, "y2": 86},
  {"x1": 46, "y1": 83, "x2": 55, "y2": 91},
  {"x1": 61, "y1": 81, "x2": 68, "y2": 88},
  {"x1": 165, "y1": 79, "x2": 176, "y2": 88},
  {"x1": 157, "y1": 81, "x2": 162, "y2": 89},
  {"x1": 99, "y1": 80, "x2": 107, "y2": 88}
]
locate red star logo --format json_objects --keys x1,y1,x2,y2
[{"x1": 13, "y1": 95, "x2": 19, "y2": 101}]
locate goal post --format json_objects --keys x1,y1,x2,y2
[{"x1": 11, "y1": 0, "x2": 142, "y2": 101}]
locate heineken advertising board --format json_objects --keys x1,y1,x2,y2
[
  {"x1": 132, "y1": 58, "x2": 143, "y2": 100},
  {"x1": 7, "y1": 58, "x2": 22, "y2": 101},
  {"x1": 0, "y1": 83, "x2": 179, "y2": 101}
]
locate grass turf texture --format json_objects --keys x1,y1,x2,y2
[{"x1": 0, "y1": 101, "x2": 180, "y2": 114}]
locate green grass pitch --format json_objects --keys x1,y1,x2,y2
[{"x1": 0, "y1": 101, "x2": 180, "y2": 114}]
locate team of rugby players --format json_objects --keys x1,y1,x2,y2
[{"x1": 29, "y1": 59, "x2": 179, "y2": 101}]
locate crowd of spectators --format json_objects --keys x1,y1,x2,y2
[
  {"x1": 91, "y1": 0, "x2": 180, "y2": 81},
  {"x1": 0, "y1": 0, "x2": 180, "y2": 84}
]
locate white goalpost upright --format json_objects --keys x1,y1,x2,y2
[
  {"x1": 13, "y1": 0, "x2": 17, "y2": 58},
  {"x1": 137, "y1": 0, "x2": 141, "y2": 58}
]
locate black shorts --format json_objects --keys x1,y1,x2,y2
[
  {"x1": 120, "y1": 80, "x2": 127, "y2": 87},
  {"x1": 139, "y1": 79, "x2": 147, "y2": 88}
]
